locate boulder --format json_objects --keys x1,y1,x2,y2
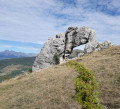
[
  {"x1": 101, "y1": 40, "x2": 114, "y2": 48},
  {"x1": 84, "y1": 42, "x2": 98, "y2": 53}
]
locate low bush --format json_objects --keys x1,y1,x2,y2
[
  {"x1": 67, "y1": 60, "x2": 103, "y2": 109},
  {"x1": 53, "y1": 53, "x2": 60, "y2": 65},
  {"x1": 28, "y1": 67, "x2": 32, "y2": 73}
]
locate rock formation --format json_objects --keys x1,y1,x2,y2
[
  {"x1": 32, "y1": 26, "x2": 115, "y2": 72},
  {"x1": 32, "y1": 26, "x2": 98, "y2": 72}
]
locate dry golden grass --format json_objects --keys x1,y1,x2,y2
[
  {"x1": 0, "y1": 46, "x2": 120, "y2": 109},
  {"x1": 75, "y1": 46, "x2": 120, "y2": 109},
  {"x1": 0, "y1": 65, "x2": 81, "y2": 109}
]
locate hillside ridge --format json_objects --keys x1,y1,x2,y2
[{"x1": 0, "y1": 46, "x2": 120, "y2": 109}]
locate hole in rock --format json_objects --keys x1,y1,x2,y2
[{"x1": 68, "y1": 45, "x2": 85, "y2": 59}]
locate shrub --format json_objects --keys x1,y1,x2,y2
[
  {"x1": 28, "y1": 67, "x2": 32, "y2": 73},
  {"x1": 0, "y1": 76, "x2": 10, "y2": 82},
  {"x1": 53, "y1": 53, "x2": 60, "y2": 65},
  {"x1": 67, "y1": 60, "x2": 103, "y2": 109}
]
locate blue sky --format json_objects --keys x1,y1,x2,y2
[{"x1": 0, "y1": 0, "x2": 120, "y2": 53}]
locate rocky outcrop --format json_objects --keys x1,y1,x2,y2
[
  {"x1": 96, "y1": 40, "x2": 115, "y2": 50},
  {"x1": 32, "y1": 26, "x2": 115, "y2": 72},
  {"x1": 84, "y1": 40, "x2": 115, "y2": 53},
  {"x1": 64, "y1": 26, "x2": 97, "y2": 58},
  {"x1": 32, "y1": 26, "x2": 98, "y2": 72},
  {"x1": 32, "y1": 35, "x2": 65, "y2": 71}
]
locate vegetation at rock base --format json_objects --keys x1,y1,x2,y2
[
  {"x1": 67, "y1": 60, "x2": 103, "y2": 109},
  {"x1": 53, "y1": 53, "x2": 60, "y2": 65},
  {"x1": 28, "y1": 67, "x2": 32, "y2": 73}
]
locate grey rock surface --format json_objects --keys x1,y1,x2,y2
[
  {"x1": 32, "y1": 26, "x2": 114, "y2": 72},
  {"x1": 100, "y1": 40, "x2": 115, "y2": 49},
  {"x1": 84, "y1": 40, "x2": 115, "y2": 53},
  {"x1": 84, "y1": 42, "x2": 98, "y2": 53},
  {"x1": 64, "y1": 26, "x2": 97, "y2": 58},
  {"x1": 78, "y1": 52, "x2": 84, "y2": 57},
  {"x1": 116, "y1": 52, "x2": 120, "y2": 54},
  {"x1": 32, "y1": 26, "x2": 97, "y2": 71},
  {"x1": 32, "y1": 35, "x2": 65, "y2": 71}
]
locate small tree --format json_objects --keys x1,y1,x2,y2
[
  {"x1": 67, "y1": 61, "x2": 103, "y2": 109},
  {"x1": 28, "y1": 67, "x2": 32, "y2": 73},
  {"x1": 53, "y1": 53, "x2": 60, "y2": 65}
]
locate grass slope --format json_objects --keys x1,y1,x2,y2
[
  {"x1": 0, "y1": 46, "x2": 120, "y2": 109},
  {"x1": 0, "y1": 65, "x2": 81, "y2": 109}
]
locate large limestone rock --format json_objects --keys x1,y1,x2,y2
[
  {"x1": 64, "y1": 26, "x2": 97, "y2": 58},
  {"x1": 32, "y1": 35, "x2": 65, "y2": 71},
  {"x1": 32, "y1": 26, "x2": 97, "y2": 72}
]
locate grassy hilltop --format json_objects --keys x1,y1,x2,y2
[{"x1": 0, "y1": 46, "x2": 120, "y2": 109}]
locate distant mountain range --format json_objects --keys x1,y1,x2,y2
[
  {"x1": 0, "y1": 50, "x2": 37, "y2": 60},
  {"x1": 0, "y1": 49, "x2": 83, "y2": 60}
]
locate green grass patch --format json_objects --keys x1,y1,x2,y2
[
  {"x1": 28, "y1": 67, "x2": 32, "y2": 73},
  {"x1": 67, "y1": 60, "x2": 103, "y2": 109}
]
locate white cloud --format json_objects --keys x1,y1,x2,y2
[
  {"x1": 107, "y1": 0, "x2": 120, "y2": 12},
  {"x1": 0, "y1": 0, "x2": 120, "y2": 45},
  {"x1": 0, "y1": 43, "x2": 41, "y2": 53}
]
